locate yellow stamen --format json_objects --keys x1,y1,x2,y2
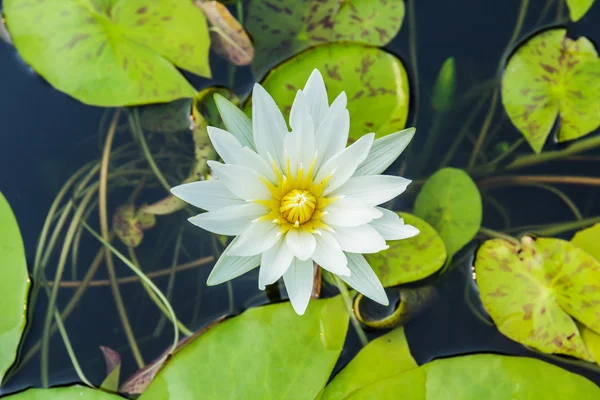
[{"x1": 280, "y1": 189, "x2": 317, "y2": 225}]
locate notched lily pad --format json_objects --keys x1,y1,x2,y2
[
  {"x1": 475, "y1": 235, "x2": 600, "y2": 361},
  {"x1": 502, "y1": 28, "x2": 600, "y2": 153},
  {"x1": 414, "y1": 168, "x2": 482, "y2": 258},
  {"x1": 254, "y1": 42, "x2": 410, "y2": 142},
  {"x1": 113, "y1": 205, "x2": 156, "y2": 248},
  {"x1": 3, "y1": 0, "x2": 211, "y2": 106},
  {"x1": 247, "y1": 0, "x2": 405, "y2": 76},
  {"x1": 366, "y1": 213, "x2": 447, "y2": 287},
  {"x1": 567, "y1": 0, "x2": 595, "y2": 21}
]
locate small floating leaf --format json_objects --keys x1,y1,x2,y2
[
  {"x1": 567, "y1": 0, "x2": 595, "y2": 21},
  {"x1": 346, "y1": 354, "x2": 600, "y2": 399},
  {"x1": 475, "y1": 236, "x2": 600, "y2": 361},
  {"x1": 3, "y1": 0, "x2": 211, "y2": 106},
  {"x1": 319, "y1": 327, "x2": 417, "y2": 400},
  {"x1": 414, "y1": 168, "x2": 482, "y2": 258},
  {"x1": 431, "y1": 57, "x2": 456, "y2": 113},
  {"x1": 197, "y1": 1, "x2": 254, "y2": 66},
  {"x1": 113, "y1": 205, "x2": 156, "y2": 248},
  {"x1": 366, "y1": 213, "x2": 446, "y2": 287},
  {"x1": 571, "y1": 222, "x2": 600, "y2": 261},
  {"x1": 253, "y1": 43, "x2": 410, "y2": 142},
  {"x1": 501, "y1": 28, "x2": 600, "y2": 153},
  {"x1": 140, "y1": 297, "x2": 348, "y2": 400},
  {"x1": 0, "y1": 192, "x2": 30, "y2": 383},
  {"x1": 247, "y1": 0, "x2": 405, "y2": 77},
  {"x1": 3, "y1": 386, "x2": 122, "y2": 399},
  {"x1": 138, "y1": 98, "x2": 194, "y2": 134}
]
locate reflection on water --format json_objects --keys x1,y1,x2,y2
[{"x1": 1, "y1": 0, "x2": 600, "y2": 395}]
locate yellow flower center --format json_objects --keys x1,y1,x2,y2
[{"x1": 280, "y1": 189, "x2": 316, "y2": 225}]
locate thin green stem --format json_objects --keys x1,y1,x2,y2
[
  {"x1": 407, "y1": 0, "x2": 419, "y2": 127},
  {"x1": 479, "y1": 175, "x2": 600, "y2": 188},
  {"x1": 505, "y1": 216, "x2": 600, "y2": 236},
  {"x1": 334, "y1": 276, "x2": 368, "y2": 347},
  {"x1": 154, "y1": 230, "x2": 184, "y2": 336},
  {"x1": 479, "y1": 227, "x2": 519, "y2": 245},
  {"x1": 415, "y1": 114, "x2": 443, "y2": 176},
  {"x1": 482, "y1": 193, "x2": 511, "y2": 229}
]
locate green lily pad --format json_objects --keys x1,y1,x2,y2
[
  {"x1": 138, "y1": 99, "x2": 193, "y2": 134},
  {"x1": 474, "y1": 236, "x2": 600, "y2": 361},
  {"x1": 247, "y1": 0, "x2": 405, "y2": 77},
  {"x1": 567, "y1": 0, "x2": 595, "y2": 21},
  {"x1": 346, "y1": 354, "x2": 600, "y2": 399},
  {"x1": 366, "y1": 213, "x2": 447, "y2": 287},
  {"x1": 253, "y1": 43, "x2": 410, "y2": 142},
  {"x1": 113, "y1": 205, "x2": 156, "y2": 248},
  {"x1": 139, "y1": 297, "x2": 348, "y2": 400},
  {"x1": 3, "y1": 0, "x2": 210, "y2": 106},
  {"x1": 571, "y1": 222, "x2": 600, "y2": 261},
  {"x1": 501, "y1": 28, "x2": 600, "y2": 153},
  {"x1": 414, "y1": 168, "x2": 482, "y2": 258},
  {"x1": 431, "y1": 57, "x2": 456, "y2": 113},
  {"x1": 319, "y1": 327, "x2": 417, "y2": 400},
  {"x1": 4, "y1": 386, "x2": 123, "y2": 399},
  {"x1": 0, "y1": 193, "x2": 30, "y2": 383},
  {"x1": 581, "y1": 324, "x2": 600, "y2": 365}
]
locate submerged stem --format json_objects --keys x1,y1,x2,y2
[
  {"x1": 407, "y1": 0, "x2": 419, "y2": 127},
  {"x1": 334, "y1": 276, "x2": 369, "y2": 347},
  {"x1": 479, "y1": 227, "x2": 520, "y2": 245}
]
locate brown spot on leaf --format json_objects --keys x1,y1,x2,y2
[
  {"x1": 63, "y1": 33, "x2": 90, "y2": 50},
  {"x1": 523, "y1": 303, "x2": 533, "y2": 320},
  {"x1": 137, "y1": 6, "x2": 148, "y2": 14}
]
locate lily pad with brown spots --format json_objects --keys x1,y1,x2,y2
[
  {"x1": 501, "y1": 29, "x2": 600, "y2": 153},
  {"x1": 3, "y1": 0, "x2": 211, "y2": 106},
  {"x1": 251, "y1": 43, "x2": 410, "y2": 142},
  {"x1": 366, "y1": 213, "x2": 447, "y2": 287},
  {"x1": 475, "y1": 235, "x2": 600, "y2": 361},
  {"x1": 113, "y1": 205, "x2": 156, "y2": 248},
  {"x1": 414, "y1": 168, "x2": 482, "y2": 258},
  {"x1": 571, "y1": 222, "x2": 600, "y2": 262},
  {"x1": 247, "y1": 0, "x2": 405, "y2": 77}
]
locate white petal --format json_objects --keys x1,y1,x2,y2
[
  {"x1": 208, "y1": 160, "x2": 270, "y2": 201},
  {"x1": 322, "y1": 197, "x2": 383, "y2": 227},
  {"x1": 285, "y1": 228, "x2": 317, "y2": 261},
  {"x1": 303, "y1": 69, "x2": 329, "y2": 128},
  {"x1": 286, "y1": 90, "x2": 316, "y2": 175},
  {"x1": 331, "y1": 175, "x2": 411, "y2": 206},
  {"x1": 311, "y1": 230, "x2": 350, "y2": 276},
  {"x1": 188, "y1": 203, "x2": 267, "y2": 236},
  {"x1": 170, "y1": 180, "x2": 244, "y2": 211},
  {"x1": 354, "y1": 128, "x2": 416, "y2": 176},
  {"x1": 259, "y1": 237, "x2": 294, "y2": 289},
  {"x1": 313, "y1": 93, "x2": 349, "y2": 173},
  {"x1": 283, "y1": 258, "x2": 314, "y2": 315},
  {"x1": 228, "y1": 220, "x2": 282, "y2": 257},
  {"x1": 208, "y1": 126, "x2": 242, "y2": 165},
  {"x1": 339, "y1": 253, "x2": 389, "y2": 306},
  {"x1": 315, "y1": 133, "x2": 374, "y2": 195},
  {"x1": 214, "y1": 93, "x2": 255, "y2": 151},
  {"x1": 235, "y1": 147, "x2": 278, "y2": 184},
  {"x1": 370, "y1": 208, "x2": 420, "y2": 240},
  {"x1": 331, "y1": 224, "x2": 388, "y2": 254},
  {"x1": 207, "y1": 237, "x2": 261, "y2": 285},
  {"x1": 252, "y1": 83, "x2": 288, "y2": 170}
]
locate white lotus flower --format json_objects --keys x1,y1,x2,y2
[{"x1": 171, "y1": 69, "x2": 419, "y2": 315}]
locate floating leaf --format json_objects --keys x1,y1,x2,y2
[
  {"x1": 475, "y1": 236, "x2": 600, "y2": 361},
  {"x1": 138, "y1": 99, "x2": 193, "y2": 134},
  {"x1": 197, "y1": 1, "x2": 254, "y2": 66},
  {"x1": 253, "y1": 43, "x2": 410, "y2": 142},
  {"x1": 431, "y1": 57, "x2": 456, "y2": 113},
  {"x1": 99, "y1": 347, "x2": 121, "y2": 393},
  {"x1": 247, "y1": 0, "x2": 405, "y2": 76},
  {"x1": 346, "y1": 354, "x2": 600, "y2": 399},
  {"x1": 501, "y1": 28, "x2": 600, "y2": 153},
  {"x1": 140, "y1": 297, "x2": 348, "y2": 400},
  {"x1": 366, "y1": 213, "x2": 447, "y2": 287},
  {"x1": 319, "y1": 327, "x2": 417, "y2": 400},
  {"x1": 3, "y1": 0, "x2": 211, "y2": 106},
  {"x1": 571, "y1": 222, "x2": 600, "y2": 261},
  {"x1": 0, "y1": 193, "x2": 30, "y2": 383},
  {"x1": 414, "y1": 168, "x2": 482, "y2": 258},
  {"x1": 581, "y1": 324, "x2": 600, "y2": 365},
  {"x1": 4, "y1": 386, "x2": 122, "y2": 399},
  {"x1": 113, "y1": 205, "x2": 156, "y2": 248},
  {"x1": 567, "y1": 0, "x2": 595, "y2": 21}
]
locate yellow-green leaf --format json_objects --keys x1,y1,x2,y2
[
  {"x1": 431, "y1": 57, "x2": 456, "y2": 113},
  {"x1": 0, "y1": 192, "x2": 30, "y2": 383},
  {"x1": 414, "y1": 168, "x2": 482, "y2": 258},
  {"x1": 3, "y1": 386, "x2": 122, "y2": 399},
  {"x1": 475, "y1": 236, "x2": 600, "y2": 361},
  {"x1": 3, "y1": 0, "x2": 211, "y2": 106},
  {"x1": 567, "y1": 0, "x2": 595, "y2": 21},
  {"x1": 346, "y1": 354, "x2": 600, "y2": 399},
  {"x1": 366, "y1": 213, "x2": 447, "y2": 287},
  {"x1": 501, "y1": 29, "x2": 600, "y2": 153},
  {"x1": 113, "y1": 205, "x2": 156, "y2": 248},
  {"x1": 252, "y1": 43, "x2": 410, "y2": 142},
  {"x1": 571, "y1": 222, "x2": 600, "y2": 261},
  {"x1": 319, "y1": 327, "x2": 417, "y2": 400},
  {"x1": 139, "y1": 297, "x2": 348, "y2": 400}
]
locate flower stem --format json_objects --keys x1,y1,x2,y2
[
  {"x1": 478, "y1": 175, "x2": 600, "y2": 188},
  {"x1": 334, "y1": 276, "x2": 368, "y2": 347},
  {"x1": 407, "y1": 0, "x2": 419, "y2": 127},
  {"x1": 479, "y1": 227, "x2": 519, "y2": 245}
]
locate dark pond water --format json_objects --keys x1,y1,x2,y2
[{"x1": 1, "y1": 0, "x2": 600, "y2": 396}]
